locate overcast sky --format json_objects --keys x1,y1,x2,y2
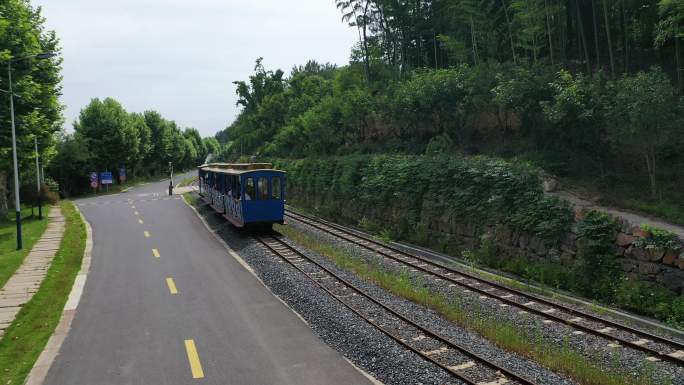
[{"x1": 33, "y1": 0, "x2": 358, "y2": 137}]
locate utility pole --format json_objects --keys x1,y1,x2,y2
[
  {"x1": 8, "y1": 60, "x2": 22, "y2": 249},
  {"x1": 35, "y1": 136, "x2": 42, "y2": 219}
]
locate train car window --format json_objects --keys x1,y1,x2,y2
[
  {"x1": 245, "y1": 178, "x2": 255, "y2": 200},
  {"x1": 271, "y1": 177, "x2": 281, "y2": 200},
  {"x1": 258, "y1": 177, "x2": 268, "y2": 200}
]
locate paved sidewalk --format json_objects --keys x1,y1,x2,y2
[{"x1": 0, "y1": 207, "x2": 64, "y2": 339}]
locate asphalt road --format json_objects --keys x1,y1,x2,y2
[{"x1": 44, "y1": 174, "x2": 372, "y2": 385}]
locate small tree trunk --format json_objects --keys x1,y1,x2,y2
[
  {"x1": 576, "y1": 0, "x2": 591, "y2": 73},
  {"x1": 470, "y1": 15, "x2": 479, "y2": 65},
  {"x1": 602, "y1": 0, "x2": 615, "y2": 78},
  {"x1": 361, "y1": 2, "x2": 372, "y2": 83},
  {"x1": 620, "y1": 0, "x2": 629, "y2": 73},
  {"x1": 591, "y1": 0, "x2": 601, "y2": 70},
  {"x1": 676, "y1": 36, "x2": 682, "y2": 94},
  {"x1": 502, "y1": 0, "x2": 517, "y2": 64},
  {"x1": 433, "y1": 31, "x2": 439, "y2": 68},
  {"x1": 545, "y1": 0, "x2": 555, "y2": 65},
  {"x1": 644, "y1": 147, "x2": 657, "y2": 199}
]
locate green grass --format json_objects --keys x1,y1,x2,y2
[
  {"x1": 177, "y1": 175, "x2": 198, "y2": 187},
  {"x1": 622, "y1": 199, "x2": 684, "y2": 227},
  {"x1": 0, "y1": 200, "x2": 86, "y2": 385},
  {"x1": 276, "y1": 224, "x2": 673, "y2": 385},
  {"x1": 0, "y1": 206, "x2": 49, "y2": 289}
]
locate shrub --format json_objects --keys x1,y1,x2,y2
[
  {"x1": 633, "y1": 224, "x2": 681, "y2": 251},
  {"x1": 574, "y1": 211, "x2": 620, "y2": 301},
  {"x1": 615, "y1": 278, "x2": 684, "y2": 327}
]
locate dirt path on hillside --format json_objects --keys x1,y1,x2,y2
[{"x1": 550, "y1": 190, "x2": 684, "y2": 239}]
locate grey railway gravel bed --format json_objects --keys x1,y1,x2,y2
[
  {"x1": 193, "y1": 204, "x2": 458, "y2": 385},
  {"x1": 287, "y1": 217, "x2": 684, "y2": 385},
  {"x1": 381, "y1": 233, "x2": 684, "y2": 346}
]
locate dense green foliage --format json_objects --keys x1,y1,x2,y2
[
  {"x1": 282, "y1": 154, "x2": 684, "y2": 326},
  {"x1": 574, "y1": 210, "x2": 620, "y2": 300},
  {"x1": 49, "y1": 98, "x2": 216, "y2": 196},
  {"x1": 218, "y1": 58, "x2": 684, "y2": 207},
  {"x1": 276, "y1": 154, "x2": 573, "y2": 243},
  {"x1": 215, "y1": 0, "x2": 684, "y2": 213},
  {"x1": 0, "y1": 0, "x2": 62, "y2": 214}
]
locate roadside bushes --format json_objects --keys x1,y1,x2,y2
[
  {"x1": 277, "y1": 154, "x2": 573, "y2": 245},
  {"x1": 278, "y1": 155, "x2": 684, "y2": 328}
]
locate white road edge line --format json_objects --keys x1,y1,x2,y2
[
  {"x1": 181, "y1": 194, "x2": 383, "y2": 385},
  {"x1": 24, "y1": 204, "x2": 94, "y2": 385}
]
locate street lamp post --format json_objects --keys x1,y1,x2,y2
[
  {"x1": 34, "y1": 136, "x2": 42, "y2": 219},
  {"x1": 6, "y1": 51, "x2": 56, "y2": 250},
  {"x1": 8, "y1": 60, "x2": 21, "y2": 249}
]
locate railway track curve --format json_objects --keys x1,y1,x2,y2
[{"x1": 284, "y1": 209, "x2": 684, "y2": 366}]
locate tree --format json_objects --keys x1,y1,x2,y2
[
  {"x1": 655, "y1": 0, "x2": 684, "y2": 92},
  {"x1": 183, "y1": 127, "x2": 206, "y2": 165},
  {"x1": 144, "y1": 110, "x2": 172, "y2": 170},
  {"x1": 48, "y1": 133, "x2": 92, "y2": 197},
  {"x1": 202, "y1": 137, "x2": 220, "y2": 161},
  {"x1": 130, "y1": 112, "x2": 151, "y2": 174},
  {"x1": 609, "y1": 67, "x2": 682, "y2": 198},
  {"x1": 74, "y1": 98, "x2": 139, "y2": 175},
  {"x1": 0, "y1": 0, "x2": 62, "y2": 213}
]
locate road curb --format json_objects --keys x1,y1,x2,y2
[
  {"x1": 24, "y1": 203, "x2": 93, "y2": 385},
  {"x1": 181, "y1": 194, "x2": 383, "y2": 385}
]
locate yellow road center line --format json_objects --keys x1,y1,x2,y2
[
  {"x1": 166, "y1": 277, "x2": 178, "y2": 294},
  {"x1": 144, "y1": 231, "x2": 150, "y2": 238},
  {"x1": 152, "y1": 248, "x2": 160, "y2": 258},
  {"x1": 138, "y1": 219, "x2": 143, "y2": 224},
  {"x1": 184, "y1": 339, "x2": 205, "y2": 379},
  {"x1": 134, "y1": 211, "x2": 139, "y2": 216}
]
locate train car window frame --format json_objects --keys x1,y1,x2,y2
[
  {"x1": 258, "y1": 177, "x2": 269, "y2": 200},
  {"x1": 245, "y1": 177, "x2": 255, "y2": 200},
  {"x1": 271, "y1": 177, "x2": 281, "y2": 200}
]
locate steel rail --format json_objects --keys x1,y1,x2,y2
[
  {"x1": 257, "y1": 234, "x2": 539, "y2": 385},
  {"x1": 285, "y1": 210, "x2": 684, "y2": 366}
]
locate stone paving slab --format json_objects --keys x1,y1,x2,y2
[{"x1": 0, "y1": 207, "x2": 64, "y2": 338}]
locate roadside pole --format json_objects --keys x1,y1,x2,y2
[
  {"x1": 168, "y1": 161, "x2": 173, "y2": 196},
  {"x1": 35, "y1": 137, "x2": 42, "y2": 219}
]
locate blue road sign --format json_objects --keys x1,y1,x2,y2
[{"x1": 100, "y1": 171, "x2": 113, "y2": 185}]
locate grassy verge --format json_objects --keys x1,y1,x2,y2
[
  {"x1": 0, "y1": 206, "x2": 49, "y2": 288},
  {"x1": 622, "y1": 199, "x2": 684, "y2": 227},
  {"x1": 276, "y1": 224, "x2": 672, "y2": 385},
  {"x1": 177, "y1": 175, "x2": 197, "y2": 187},
  {"x1": 0, "y1": 200, "x2": 86, "y2": 385}
]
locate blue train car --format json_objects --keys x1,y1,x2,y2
[{"x1": 198, "y1": 163, "x2": 286, "y2": 228}]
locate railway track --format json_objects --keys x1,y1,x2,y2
[
  {"x1": 284, "y1": 209, "x2": 684, "y2": 366},
  {"x1": 257, "y1": 234, "x2": 539, "y2": 385}
]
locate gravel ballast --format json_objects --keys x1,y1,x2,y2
[
  {"x1": 285, "y1": 213, "x2": 684, "y2": 385},
  {"x1": 190, "y1": 197, "x2": 586, "y2": 385},
  {"x1": 193, "y1": 202, "x2": 458, "y2": 384}
]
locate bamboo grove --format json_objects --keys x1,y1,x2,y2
[{"x1": 336, "y1": 0, "x2": 683, "y2": 90}]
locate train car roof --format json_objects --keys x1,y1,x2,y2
[{"x1": 199, "y1": 162, "x2": 285, "y2": 175}]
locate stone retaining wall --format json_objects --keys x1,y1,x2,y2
[{"x1": 422, "y1": 202, "x2": 684, "y2": 295}]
